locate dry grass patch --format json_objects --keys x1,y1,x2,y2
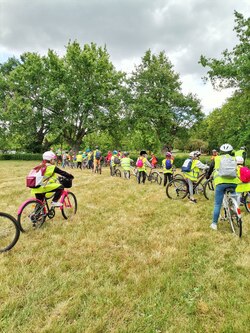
[{"x1": 0, "y1": 161, "x2": 250, "y2": 333}]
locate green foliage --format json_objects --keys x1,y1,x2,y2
[
  {"x1": 127, "y1": 50, "x2": 204, "y2": 151},
  {"x1": 0, "y1": 153, "x2": 42, "y2": 160},
  {"x1": 200, "y1": 11, "x2": 250, "y2": 91}
]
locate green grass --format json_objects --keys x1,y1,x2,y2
[{"x1": 0, "y1": 161, "x2": 250, "y2": 333}]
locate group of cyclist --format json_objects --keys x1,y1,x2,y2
[{"x1": 34, "y1": 143, "x2": 248, "y2": 233}]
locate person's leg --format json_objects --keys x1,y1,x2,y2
[
  {"x1": 142, "y1": 171, "x2": 147, "y2": 184},
  {"x1": 186, "y1": 178, "x2": 195, "y2": 201},
  {"x1": 211, "y1": 184, "x2": 231, "y2": 226},
  {"x1": 138, "y1": 171, "x2": 141, "y2": 184},
  {"x1": 163, "y1": 173, "x2": 167, "y2": 187},
  {"x1": 35, "y1": 193, "x2": 45, "y2": 202},
  {"x1": 52, "y1": 186, "x2": 64, "y2": 202}
]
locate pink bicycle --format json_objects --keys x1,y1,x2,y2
[{"x1": 17, "y1": 177, "x2": 77, "y2": 232}]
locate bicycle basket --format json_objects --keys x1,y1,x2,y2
[{"x1": 58, "y1": 177, "x2": 72, "y2": 188}]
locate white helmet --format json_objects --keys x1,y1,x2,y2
[
  {"x1": 43, "y1": 151, "x2": 56, "y2": 161},
  {"x1": 220, "y1": 143, "x2": 233, "y2": 153},
  {"x1": 236, "y1": 156, "x2": 244, "y2": 165},
  {"x1": 189, "y1": 151, "x2": 196, "y2": 158}
]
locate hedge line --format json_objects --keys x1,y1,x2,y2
[{"x1": 0, "y1": 153, "x2": 42, "y2": 161}]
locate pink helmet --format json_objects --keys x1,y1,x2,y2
[{"x1": 166, "y1": 152, "x2": 172, "y2": 157}]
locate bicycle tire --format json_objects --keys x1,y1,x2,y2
[
  {"x1": 228, "y1": 197, "x2": 242, "y2": 237},
  {"x1": 204, "y1": 178, "x2": 215, "y2": 200},
  {"x1": 0, "y1": 212, "x2": 20, "y2": 252},
  {"x1": 166, "y1": 179, "x2": 189, "y2": 200},
  {"x1": 115, "y1": 169, "x2": 121, "y2": 177},
  {"x1": 61, "y1": 192, "x2": 77, "y2": 219},
  {"x1": 151, "y1": 171, "x2": 162, "y2": 185},
  {"x1": 244, "y1": 192, "x2": 250, "y2": 213},
  {"x1": 173, "y1": 173, "x2": 184, "y2": 180},
  {"x1": 18, "y1": 200, "x2": 46, "y2": 232}
]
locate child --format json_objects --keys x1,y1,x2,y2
[
  {"x1": 162, "y1": 152, "x2": 173, "y2": 186},
  {"x1": 235, "y1": 156, "x2": 250, "y2": 205},
  {"x1": 76, "y1": 151, "x2": 83, "y2": 169},
  {"x1": 120, "y1": 152, "x2": 133, "y2": 179},
  {"x1": 150, "y1": 153, "x2": 158, "y2": 168},
  {"x1": 136, "y1": 150, "x2": 151, "y2": 184},
  {"x1": 31, "y1": 151, "x2": 74, "y2": 207}
]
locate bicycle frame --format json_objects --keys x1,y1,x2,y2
[{"x1": 17, "y1": 189, "x2": 71, "y2": 216}]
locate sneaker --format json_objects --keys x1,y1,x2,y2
[
  {"x1": 210, "y1": 223, "x2": 217, "y2": 230},
  {"x1": 189, "y1": 198, "x2": 197, "y2": 204},
  {"x1": 51, "y1": 201, "x2": 63, "y2": 207}
]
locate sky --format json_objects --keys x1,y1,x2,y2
[{"x1": 0, "y1": 0, "x2": 250, "y2": 114}]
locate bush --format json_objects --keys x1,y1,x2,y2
[{"x1": 0, "y1": 153, "x2": 42, "y2": 161}]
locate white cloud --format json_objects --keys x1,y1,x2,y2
[{"x1": 0, "y1": 0, "x2": 249, "y2": 113}]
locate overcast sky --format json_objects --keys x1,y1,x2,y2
[{"x1": 1, "y1": 0, "x2": 249, "y2": 113}]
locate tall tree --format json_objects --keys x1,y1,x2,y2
[{"x1": 127, "y1": 50, "x2": 203, "y2": 150}]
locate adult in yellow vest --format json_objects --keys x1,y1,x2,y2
[
  {"x1": 31, "y1": 151, "x2": 74, "y2": 207},
  {"x1": 206, "y1": 144, "x2": 238, "y2": 231},
  {"x1": 183, "y1": 151, "x2": 209, "y2": 203}
]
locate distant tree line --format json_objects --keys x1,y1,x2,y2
[{"x1": 0, "y1": 11, "x2": 249, "y2": 154}]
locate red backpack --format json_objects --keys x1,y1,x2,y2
[
  {"x1": 239, "y1": 166, "x2": 250, "y2": 183},
  {"x1": 26, "y1": 165, "x2": 47, "y2": 188}
]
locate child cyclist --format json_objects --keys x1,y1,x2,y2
[
  {"x1": 136, "y1": 150, "x2": 152, "y2": 184},
  {"x1": 162, "y1": 152, "x2": 174, "y2": 186},
  {"x1": 31, "y1": 151, "x2": 74, "y2": 207},
  {"x1": 182, "y1": 151, "x2": 209, "y2": 203},
  {"x1": 235, "y1": 156, "x2": 250, "y2": 205},
  {"x1": 120, "y1": 152, "x2": 133, "y2": 179}
]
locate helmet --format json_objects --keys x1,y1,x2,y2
[
  {"x1": 113, "y1": 150, "x2": 118, "y2": 155},
  {"x1": 236, "y1": 156, "x2": 244, "y2": 165},
  {"x1": 43, "y1": 151, "x2": 56, "y2": 161},
  {"x1": 189, "y1": 151, "x2": 196, "y2": 158},
  {"x1": 86, "y1": 148, "x2": 90, "y2": 152},
  {"x1": 212, "y1": 149, "x2": 217, "y2": 153},
  {"x1": 194, "y1": 151, "x2": 201, "y2": 157},
  {"x1": 140, "y1": 150, "x2": 147, "y2": 156},
  {"x1": 240, "y1": 146, "x2": 246, "y2": 150},
  {"x1": 95, "y1": 146, "x2": 99, "y2": 149},
  {"x1": 166, "y1": 152, "x2": 172, "y2": 157},
  {"x1": 220, "y1": 143, "x2": 233, "y2": 152},
  {"x1": 123, "y1": 151, "x2": 129, "y2": 156}
]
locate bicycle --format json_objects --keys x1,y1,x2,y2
[
  {"x1": 0, "y1": 212, "x2": 20, "y2": 252},
  {"x1": 17, "y1": 177, "x2": 77, "y2": 232},
  {"x1": 146, "y1": 168, "x2": 162, "y2": 185},
  {"x1": 221, "y1": 188, "x2": 242, "y2": 237},
  {"x1": 166, "y1": 172, "x2": 208, "y2": 200},
  {"x1": 95, "y1": 162, "x2": 102, "y2": 174}
]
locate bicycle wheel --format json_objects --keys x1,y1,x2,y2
[
  {"x1": 18, "y1": 200, "x2": 46, "y2": 232},
  {"x1": 204, "y1": 178, "x2": 215, "y2": 200},
  {"x1": 173, "y1": 173, "x2": 184, "y2": 180},
  {"x1": 244, "y1": 192, "x2": 250, "y2": 213},
  {"x1": 195, "y1": 183, "x2": 205, "y2": 196},
  {"x1": 61, "y1": 192, "x2": 77, "y2": 219},
  {"x1": 151, "y1": 171, "x2": 162, "y2": 185},
  {"x1": 115, "y1": 169, "x2": 121, "y2": 177},
  {"x1": 0, "y1": 212, "x2": 20, "y2": 252},
  {"x1": 228, "y1": 197, "x2": 242, "y2": 237},
  {"x1": 166, "y1": 179, "x2": 189, "y2": 200}
]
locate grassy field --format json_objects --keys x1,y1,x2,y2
[{"x1": 0, "y1": 161, "x2": 249, "y2": 333}]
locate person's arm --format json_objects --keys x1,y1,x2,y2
[
  {"x1": 54, "y1": 166, "x2": 74, "y2": 179},
  {"x1": 145, "y1": 159, "x2": 152, "y2": 168},
  {"x1": 196, "y1": 160, "x2": 209, "y2": 170}
]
